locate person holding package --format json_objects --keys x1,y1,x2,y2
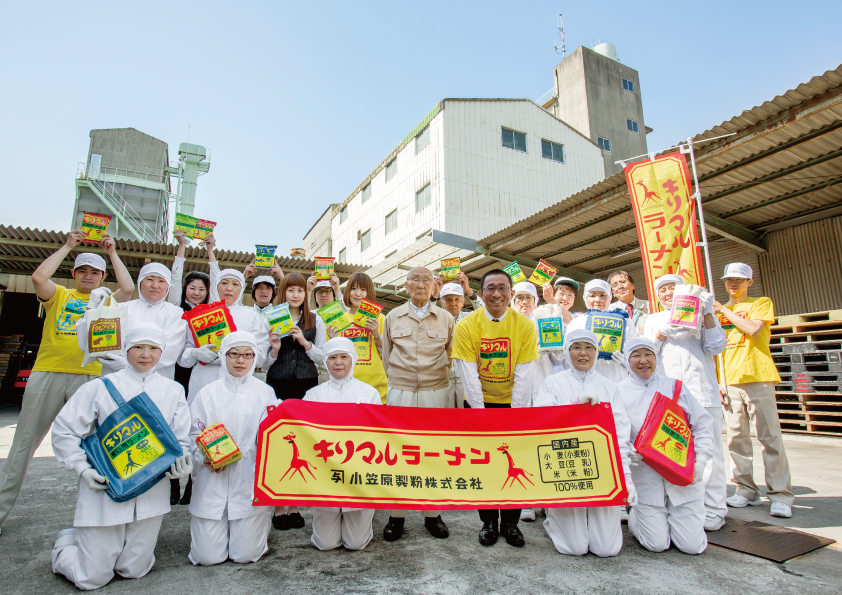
[
  {"x1": 50, "y1": 323, "x2": 192, "y2": 590},
  {"x1": 453, "y1": 269, "x2": 538, "y2": 548},
  {"x1": 533, "y1": 329, "x2": 632, "y2": 557},
  {"x1": 620, "y1": 337, "x2": 714, "y2": 555},
  {"x1": 0, "y1": 231, "x2": 134, "y2": 536},
  {"x1": 380, "y1": 266, "x2": 455, "y2": 542},
  {"x1": 541, "y1": 277, "x2": 582, "y2": 324},
  {"x1": 609, "y1": 270, "x2": 649, "y2": 332},
  {"x1": 432, "y1": 272, "x2": 484, "y2": 317},
  {"x1": 308, "y1": 273, "x2": 347, "y2": 312},
  {"x1": 188, "y1": 331, "x2": 278, "y2": 566},
  {"x1": 304, "y1": 338, "x2": 381, "y2": 551},
  {"x1": 242, "y1": 256, "x2": 285, "y2": 314},
  {"x1": 326, "y1": 273, "x2": 388, "y2": 404},
  {"x1": 714, "y1": 263, "x2": 794, "y2": 519},
  {"x1": 643, "y1": 274, "x2": 728, "y2": 531},
  {"x1": 566, "y1": 279, "x2": 638, "y2": 383}
]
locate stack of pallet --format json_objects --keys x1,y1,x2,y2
[
  {"x1": 0, "y1": 334, "x2": 25, "y2": 391},
  {"x1": 770, "y1": 311, "x2": 842, "y2": 437}
]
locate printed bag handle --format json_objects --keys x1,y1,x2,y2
[
  {"x1": 99, "y1": 377, "x2": 127, "y2": 408},
  {"x1": 671, "y1": 380, "x2": 683, "y2": 403}
]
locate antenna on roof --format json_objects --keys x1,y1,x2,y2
[{"x1": 554, "y1": 14, "x2": 565, "y2": 59}]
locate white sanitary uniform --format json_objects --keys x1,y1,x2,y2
[
  {"x1": 179, "y1": 265, "x2": 271, "y2": 404},
  {"x1": 533, "y1": 355, "x2": 632, "y2": 557},
  {"x1": 620, "y1": 368, "x2": 714, "y2": 554},
  {"x1": 51, "y1": 344, "x2": 191, "y2": 590},
  {"x1": 566, "y1": 310, "x2": 638, "y2": 384},
  {"x1": 304, "y1": 337, "x2": 381, "y2": 550},
  {"x1": 187, "y1": 331, "x2": 279, "y2": 566},
  {"x1": 644, "y1": 304, "x2": 728, "y2": 519}
]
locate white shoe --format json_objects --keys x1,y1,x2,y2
[
  {"x1": 53, "y1": 528, "x2": 76, "y2": 550},
  {"x1": 619, "y1": 505, "x2": 629, "y2": 522},
  {"x1": 520, "y1": 508, "x2": 536, "y2": 522},
  {"x1": 704, "y1": 512, "x2": 726, "y2": 531},
  {"x1": 770, "y1": 502, "x2": 793, "y2": 518},
  {"x1": 726, "y1": 494, "x2": 761, "y2": 508}
]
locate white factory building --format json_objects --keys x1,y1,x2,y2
[{"x1": 306, "y1": 98, "x2": 605, "y2": 267}]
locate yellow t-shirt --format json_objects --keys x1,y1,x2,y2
[
  {"x1": 717, "y1": 297, "x2": 780, "y2": 384},
  {"x1": 452, "y1": 307, "x2": 539, "y2": 404},
  {"x1": 340, "y1": 313, "x2": 388, "y2": 403},
  {"x1": 32, "y1": 285, "x2": 102, "y2": 376}
]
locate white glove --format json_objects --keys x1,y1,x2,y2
[
  {"x1": 629, "y1": 445, "x2": 643, "y2": 467},
  {"x1": 97, "y1": 353, "x2": 128, "y2": 370},
  {"x1": 86, "y1": 287, "x2": 112, "y2": 310},
  {"x1": 610, "y1": 350, "x2": 625, "y2": 365},
  {"x1": 194, "y1": 345, "x2": 219, "y2": 364},
  {"x1": 165, "y1": 454, "x2": 193, "y2": 480},
  {"x1": 660, "y1": 322, "x2": 682, "y2": 337},
  {"x1": 700, "y1": 291, "x2": 714, "y2": 315},
  {"x1": 80, "y1": 468, "x2": 109, "y2": 491},
  {"x1": 578, "y1": 391, "x2": 601, "y2": 406},
  {"x1": 693, "y1": 456, "x2": 710, "y2": 484},
  {"x1": 625, "y1": 476, "x2": 638, "y2": 507}
]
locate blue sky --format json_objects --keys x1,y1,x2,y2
[{"x1": 3, "y1": 1, "x2": 840, "y2": 257}]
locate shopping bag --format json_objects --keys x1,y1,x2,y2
[
  {"x1": 533, "y1": 304, "x2": 565, "y2": 352},
  {"x1": 668, "y1": 284, "x2": 704, "y2": 338},
  {"x1": 81, "y1": 296, "x2": 128, "y2": 367}
]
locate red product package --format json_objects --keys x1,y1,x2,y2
[
  {"x1": 633, "y1": 380, "x2": 695, "y2": 486},
  {"x1": 182, "y1": 301, "x2": 238, "y2": 364}
]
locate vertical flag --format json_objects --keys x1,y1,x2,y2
[{"x1": 624, "y1": 152, "x2": 705, "y2": 313}]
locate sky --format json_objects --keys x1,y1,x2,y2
[{"x1": 2, "y1": 1, "x2": 841, "y2": 257}]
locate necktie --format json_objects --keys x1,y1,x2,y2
[
  {"x1": 624, "y1": 303, "x2": 634, "y2": 318},
  {"x1": 492, "y1": 319, "x2": 500, "y2": 322}
]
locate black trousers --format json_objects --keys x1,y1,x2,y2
[
  {"x1": 465, "y1": 401, "x2": 522, "y2": 525},
  {"x1": 266, "y1": 376, "x2": 318, "y2": 401}
]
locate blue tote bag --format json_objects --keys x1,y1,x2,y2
[{"x1": 82, "y1": 377, "x2": 182, "y2": 503}]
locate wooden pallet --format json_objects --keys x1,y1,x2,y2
[
  {"x1": 775, "y1": 310, "x2": 842, "y2": 326},
  {"x1": 774, "y1": 391, "x2": 842, "y2": 435}
]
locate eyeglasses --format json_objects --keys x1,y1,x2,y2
[
  {"x1": 482, "y1": 285, "x2": 511, "y2": 294},
  {"x1": 407, "y1": 277, "x2": 434, "y2": 286},
  {"x1": 226, "y1": 352, "x2": 255, "y2": 360}
]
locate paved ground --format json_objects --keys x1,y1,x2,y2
[{"x1": 0, "y1": 406, "x2": 840, "y2": 595}]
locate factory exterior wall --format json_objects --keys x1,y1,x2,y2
[
  {"x1": 303, "y1": 205, "x2": 336, "y2": 259},
  {"x1": 87, "y1": 128, "x2": 168, "y2": 178},
  {"x1": 441, "y1": 100, "x2": 605, "y2": 243},
  {"x1": 553, "y1": 48, "x2": 591, "y2": 139}
]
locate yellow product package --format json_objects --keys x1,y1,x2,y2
[
  {"x1": 255, "y1": 245, "x2": 277, "y2": 268},
  {"x1": 196, "y1": 423, "x2": 241, "y2": 470},
  {"x1": 81, "y1": 212, "x2": 112, "y2": 244},
  {"x1": 352, "y1": 299, "x2": 383, "y2": 329},
  {"x1": 528, "y1": 259, "x2": 557, "y2": 286},
  {"x1": 317, "y1": 300, "x2": 352, "y2": 333},
  {"x1": 440, "y1": 258, "x2": 461, "y2": 281},
  {"x1": 264, "y1": 302, "x2": 294, "y2": 336},
  {"x1": 502, "y1": 262, "x2": 527, "y2": 284},
  {"x1": 315, "y1": 257, "x2": 335, "y2": 280}
]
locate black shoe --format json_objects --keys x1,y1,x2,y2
[
  {"x1": 272, "y1": 514, "x2": 291, "y2": 530},
  {"x1": 288, "y1": 512, "x2": 305, "y2": 529},
  {"x1": 383, "y1": 517, "x2": 405, "y2": 542},
  {"x1": 179, "y1": 477, "x2": 192, "y2": 505},
  {"x1": 479, "y1": 520, "x2": 499, "y2": 546},
  {"x1": 502, "y1": 522, "x2": 524, "y2": 547},
  {"x1": 424, "y1": 515, "x2": 449, "y2": 539},
  {"x1": 169, "y1": 479, "x2": 180, "y2": 506}
]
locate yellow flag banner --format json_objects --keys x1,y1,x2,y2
[
  {"x1": 624, "y1": 152, "x2": 705, "y2": 313},
  {"x1": 253, "y1": 400, "x2": 629, "y2": 510}
]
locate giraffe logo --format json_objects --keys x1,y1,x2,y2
[
  {"x1": 498, "y1": 443, "x2": 534, "y2": 490},
  {"x1": 636, "y1": 181, "x2": 660, "y2": 205},
  {"x1": 124, "y1": 450, "x2": 140, "y2": 476},
  {"x1": 279, "y1": 432, "x2": 318, "y2": 483}
]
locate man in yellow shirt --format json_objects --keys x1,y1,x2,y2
[
  {"x1": 452, "y1": 269, "x2": 538, "y2": 548},
  {"x1": 714, "y1": 262, "x2": 794, "y2": 519},
  {"x1": 0, "y1": 230, "x2": 134, "y2": 535}
]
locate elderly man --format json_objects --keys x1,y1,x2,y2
[
  {"x1": 381, "y1": 266, "x2": 455, "y2": 542},
  {"x1": 609, "y1": 270, "x2": 649, "y2": 332}
]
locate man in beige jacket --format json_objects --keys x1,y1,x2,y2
[{"x1": 381, "y1": 266, "x2": 455, "y2": 542}]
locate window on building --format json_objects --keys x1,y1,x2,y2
[
  {"x1": 339, "y1": 206, "x2": 348, "y2": 223},
  {"x1": 361, "y1": 183, "x2": 371, "y2": 203},
  {"x1": 502, "y1": 127, "x2": 527, "y2": 152},
  {"x1": 416, "y1": 229, "x2": 431, "y2": 241},
  {"x1": 597, "y1": 136, "x2": 612, "y2": 153},
  {"x1": 310, "y1": 240, "x2": 316, "y2": 248},
  {"x1": 415, "y1": 126, "x2": 430, "y2": 154},
  {"x1": 622, "y1": 78, "x2": 635, "y2": 93},
  {"x1": 627, "y1": 119, "x2": 640, "y2": 134},
  {"x1": 338, "y1": 248, "x2": 347, "y2": 263},
  {"x1": 415, "y1": 184, "x2": 431, "y2": 213},
  {"x1": 385, "y1": 159, "x2": 397, "y2": 182},
  {"x1": 385, "y1": 209, "x2": 398, "y2": 235},
  {"x1": 385, "y1": 250, "x2": 398, "y2": 259},
  {"x1": 541, "y1": 139, "x2": 565, "y2": 163},
  {"x1": 361, "y1": 229, "x2": 371, "y2": 251}
]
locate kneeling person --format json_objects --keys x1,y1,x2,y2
[
  {"x1": 305, "y1": 338, "x2": 381, "y2": 550},
  {"x1": 50, "y1": 324, "x2": 192, "y2": 590}
]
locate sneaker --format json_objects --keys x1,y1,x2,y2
[
  {"x1": 770, "y1": 502, "x2": 793, "y2": 518},
  {"x1": 53, "y1": 528, "x2": 76, "y2": 550},
  {"x1": 520, "y1": 508, "x2": 536, "y2": 522},
  {"x1": 726, "y1": 494, "x2": 761, "y2": 508},
  {"x1": 704, "y1": 512, "x2": 726, "y2": 531},
  {"x1": 619, "y1": 505, "x2": 629, "y2": 523}
]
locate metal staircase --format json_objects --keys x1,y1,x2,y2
[{"x1": 82, "y1": 172, "x2": 165, "y2": 243}]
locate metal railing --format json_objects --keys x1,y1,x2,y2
[
  {"x1": 77, "y1": 162, "x2": 167, "y2": 185},
  {"x1": 86, "y1": 176, "x2": 164, "y2": 244}
]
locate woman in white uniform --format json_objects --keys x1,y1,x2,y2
[
  {"x1": 620, "y1": 337, "x2": 714, "y2": 554},
  {"x1": 565, "y1": 279, "x2": 637, "y2": 384},
  {"x1": 533, "y1": 329, "x2": 634, "y2": 557},
  {"x1": 77, "y1": 263, "x2": 187, "y2": 379},
  {"x1": 188, "y1": 331, "x2": 279, "y2": 566},
  {"x1": 304, "y1": 337, "x2": 381, "y2": 550},
  {"x1": 643, "y1": 274, "x2": 727, "y2": 531},
  {"x1": 51, "y1": 323, "x2": 192, "y2": 590}
]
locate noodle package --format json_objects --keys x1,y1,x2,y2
[
  {"x1": 586, "y1": 310, "x2": 629, "y2": 360},
  {"x1": 255, "y1": 245, "x2": 277, "y2": 268},
  {"x1": 315, "y1": 257, "x2": 335, "y2": 280},
  {"x1": 174, "y1": 213, "x2": 216, "y2": 241},
  {"x1": 264, "y1": 302, "x2": 294, "y2": 337},
  {"x1": 533, "y1": 304, "x2": 565, "y2": 352},
  {"x1": 182, "y1": 301, "x2": 238, "y2": 356},
  {"x1": 80, "y1": 212, "x2": 112, "y2": 244},
  {"x1": 352, "y1": 299, "x2": 383, "y2": 329},
  {"x1": 196, "y1": 423, "x2": 241, "y2": 470},
  {"x1": 440, "y1": 258, "x2": 460, "y2": 281},
  {"x1": 193, "y1": 219, "x2": 216, "y2": 240},
  {"x1": 81, "y1": 296, "x2": 128, "y2": 367},
  {"x1": 502, "y1": 262, "x2": 527, "y2": 284},
  {"x1": 317, "y1": 300, "x2": 352, "y2": 333},
  {"x1": 528, "y1": 259, "x2": 557, "y2": 287},
  {"x1": 668, "y1": 284, "x2": 705, "y2": 338}
]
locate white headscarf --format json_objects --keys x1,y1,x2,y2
[
  {"x1": 324, "y1": 337, "x2": 357, "y2": 385},
  {"x1": 584, "y1": 279, "x2": 612, "y2": 299},
  {"x1": 564, "y1": 329, "x2": 599, "y2": 374},
  {"x1": 623, "y1": 336, "x2": 659, "y2": 383},
  {"x1": 137, "y1": 263, "x2": 171, "y2": 304},
  {"x1": 217, "y1": 269, "x2": 246, "y2": 305},
  {"x1": 653, "y1": 274, "x2": 683, "y2": 310},
  {"x1": 219, "y1": 331, "x2": 258, "y2": 384},
  {"x1": 125, "y1": 322, "x2": 166, "y2": 350}
]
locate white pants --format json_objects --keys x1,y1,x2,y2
[
  {"x1": 189, "y1": 510, "x2": 270, "y2": 566},
  {"x1": 543, "y1": 506, "x2": 621, "y2": 557},
  {"x1": 629, "y1": 499, "x2": 707, "y2": 554},
  {"x1": 52, "y1": 515, "x2": 163, "y2": 590},
  {"x1": 311, "y1": 507, "x2": 374, "y2": 551},
  {"x1": 704, "y1": 406, "x2": 727, "y2": 518}
]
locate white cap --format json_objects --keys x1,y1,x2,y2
[
  {"x1": 623, "y1": 337, "x2": 659, "y2": 376},
  {"x1": 252, "y1": 275, "x2": 276, "y2": 288},
  {"x1": 440, "y1": 283, "x2": 464, "y2": 298},
  {"x1": 654, "y1": 274, "x2": 683, "y2": 291},
  {"x1": 512, "y1": 281, "x2": 538, "y2": 302},
  {"x1": 554, "y1": 277, "x2": 580, "y2": 290},
  {"x1": 314, "y1": 280, "x2": 332, "y2": 290},
  {"x1": 73, "y1": 253, "x2": 107, "y2": 272},
  {"x1": 138, "y1": 263, "x2": 170, "y2": 285},
  {"x1": 565, "y1": 329, "x2": 598, "y2": 350},
  {"x1": 722, "y1": 262, "x2": 753, "y2": 280},
  {"x1": 584, "y1": 279, "x2": 612, "y2": 297},
  {"x1": 125, "y1": 322, "x2": 166, "y2": 350}
]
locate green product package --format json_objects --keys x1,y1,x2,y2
[{"x1": 316, "y1": 300, "x2": 352, "y2": 333}]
